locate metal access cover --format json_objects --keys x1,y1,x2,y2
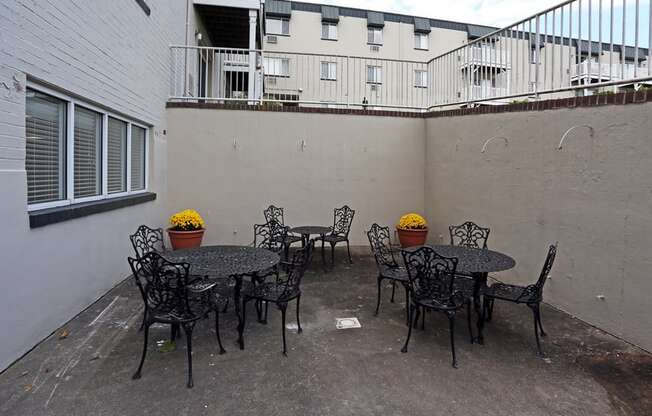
[{"x1": 335, "y1": 317, "x2": 361, "y2": 329}]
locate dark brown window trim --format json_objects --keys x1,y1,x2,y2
[{"x1": 29, "y1": 192, "x2": 156, "y2": 228}]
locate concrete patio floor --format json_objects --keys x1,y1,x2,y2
[{"x1": 0, "y1": 250, "x2": 650, "y2": 416}]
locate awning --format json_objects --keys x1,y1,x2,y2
[
  {"x1": 321, "y1": 5, "x2": 339, "y2": 23},
  {"x1": 367, "y1": 11, "x2": 384, "y2": 28},
  {"x1": 414, "y1": 17, "x2": 431, "y2": 33},
  {"x1": 266, "y1": 0, "x2": 291, "y2": 18},
  {"x1": 467, "y1": 24, "x2": 495, "y2": 40}
]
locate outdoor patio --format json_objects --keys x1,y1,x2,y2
[{"x1": 0, "y1": 249, "x2": 650, "y2": 416}]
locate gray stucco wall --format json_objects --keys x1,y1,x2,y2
[
  {"x1": 166, "y1": 109, "x2": 426, "y2": 246},
  {"x1": 0, "y1": 0, "x2": 188, "y2": 371},
  {"x1": 424, "y1": 102, "x2": 652, "y2": 352}
]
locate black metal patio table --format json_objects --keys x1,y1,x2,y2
[
  {"x1": 405, "y1": 244, "x2": 515, "y2": 343},
  {"x1": 289, "y1": 226, "x2": 331, "y2": 267},
  {"x1": 165, "y1": 245, "x2": 280, "y2": 349}
]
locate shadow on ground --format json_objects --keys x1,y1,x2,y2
[{"x1": 0, "y1": 249, "x2": 650, "y2": 416}]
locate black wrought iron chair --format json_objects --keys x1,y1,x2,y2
[
  {"x1": 128, "y1": 252, "x2": 227, "y2": 388},
  {"x1": 367, "y1": 224, "x2": 409, "y2": 320},
  {"x1": 240, "y1": 240, "x2": 314, "y2": 355},
  {"x1": 249, "y1": 222, "x2": 289, "y2": 323},
  {"x1": 449, "y1": 221, "x2": 490, "y2": 249},
  {"x1": 482, "y1": 243, "x2": 558, "y2": 356},
  {"x1": 130, "y1": 224, "x2": 165, "y2": 258},
  {"x1": 264, "y1": 205, "x2": 302, "y2": 252},
  {"x1": 400, "y1": 246, "x2": 473, "y2": 368},
  {"x1": 322, "y1": 205, "x2": 355, "y2": 266}
]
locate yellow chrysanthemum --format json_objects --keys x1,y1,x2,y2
[
  {"x1": 169, "y1": 209, "x2": 205, "y2": 231},
  {"x1": 397, "y1": 213, "x2": 427, "y2": 230}
]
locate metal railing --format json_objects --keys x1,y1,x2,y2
[
  {"x1": 427, "y1": 0, "x2": 652, "y2": 109},
  {"x1": 170, "y1": 0, "x2": 652, "y2": 111}
]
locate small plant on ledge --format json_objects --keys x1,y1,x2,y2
[
  {"x1": 396, "y1": 213, "x2": 428, "y2": 247},
  {"x1": 167, "y1": 209, "x2": 206, "y2": 250}
]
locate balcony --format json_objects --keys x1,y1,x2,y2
[
  {"x1": 460, "y1": 46, "x2": 511, "y2": 70},
  {"x1": 570, "y1": 60, "x2": 651, "y2": 83}
]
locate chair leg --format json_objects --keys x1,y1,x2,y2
[
  {"x1": 171, "y1": 323, "x2": 178, "y2": 342},
  {"x1": 346, "y1": 240, "x2": 353, "y2": 264},
  {"x1": 222, "y1": 297, "x2": 229, "y2": 313},
  {"x1": 487, "y1": 299, "x2": 495, "y2": 322},
  {"x1": 413, "y1": 306, "x2": 420, "y2": 329},
  {"x1": 537, "y1": 306, "x2": 547, "y2": 337},
  {"x1": 182, "y1": 323, "x2": 195, "y2": 388},
  {"x1": 466, "y1": 300, "x2": 474, "y2": 344},
  {"x1": 132, "y1": 322, "x2": 150, "y2": 380},
  {"x1": 401, "y1": 303, "x2": 416, "y2": 353},
  {"x1": 529, "y1": 303, "x2": 544, "y2": 356},
  {"x1": 280, "y1": 304, "x2": 288, "y2": 356},
  {"x1": 215, "y1": 310, "x2": 226, "y2": 355},
  {"x1": 330, "y1": 242, "x2": 336, "y2": 267},
  {"x1": 264, "y1": 301, "x2": 269, "y2": 324},
  {"x1": 404, "y1": 285, "x2": 410, "y2": 325},
  {"x1": 374, "y1": 277, "x2": 382, "y2": 316},
  {"x1": 296, "y1": 294, "x2": 303, "y2": 334},
  {"x1": 239, "y1": 298, "x2": 248, "y2": 350},
  {"x1": 421, "y1": 308, "x2": 426, "y2": 331},
  {"x1": 139, "y1": 308, "x2": 147, "y2": 332},
  {"x1": 390, "y1": 281, "x2": 396, "y2": 303},
  {"x1": 448, "y1": 313, "x2": 458, "y2": 368}
]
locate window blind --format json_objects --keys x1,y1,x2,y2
[
  {"x1": 25, "y1": 90, "x2": 67, "y2": 204},
  {"x1": 107, "y1": 117, "x2": 127, "y2": 194},
  {"x1": 74, "y1": 106, "x2": 102, "y2": 198},
  {"x1": 131, "y1": 125, "x2": 146, "y2": 191}
]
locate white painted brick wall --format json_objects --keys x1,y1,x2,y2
[{"x1": 0, "y1": 0, "x2": 187, "y2": 371}]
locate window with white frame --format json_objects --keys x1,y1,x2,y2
[
  {"x1": 322, "y1": 23, "x2": 337, "y2": 40},
  {"x1": 264, "y1": 57, "x2": 290, "y2": 77},
  {"x1": 414, "y1": 33, "x2": 429, "y2": 50},
  {"x1": 25, "y1": 86, "x2": 148, "y2": 210},
  {"x1": 414, "y1": 70, "x2": 428, "y2": 88},
  {"x1": 320, "y1": 62, "x2": 337, "y2": 80},
  {"x1": 266, "y1": 18, "x2": 289, "y2": 35},
  {"x1": 367, "y1": 27, "x2": 383, "y2": 45},
  {"x1": 366, "y1": 65, "x2": 383, "y2": 84}
]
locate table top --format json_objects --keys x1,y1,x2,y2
[
  {"x1": 290, "y1": 226, "x2": 332, "y2": 235},
  {"x1": 403, "y1": 244, "x2": 515, "y2": 275},
  {"x1": 164, "y1": 245, "x2": 280, "y2": 278}
]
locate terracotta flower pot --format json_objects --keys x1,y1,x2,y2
[
  {"x1": 396, "y1": 227, "x2": 428, "y2": 248},
  {"x1": 167, "y1": 228, "x2": 205, "y2": 250}
]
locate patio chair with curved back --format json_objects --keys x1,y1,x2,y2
[
  {"x1": 400, "y1": 246, "x2": 474, "y2": 368},
  {"x1": 322, "y1": 205, "x2": 355, "y2": 267},
  {"x1": 367, "y1": 224, "x2": 410, "y2": 320},
  {"x1": 482, "y1": 243, "x2": 558, "y2": 356},
  {"x1": 128, "y1": 252, "x2": 226, "y2": 388}
]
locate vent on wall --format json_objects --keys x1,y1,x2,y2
[
  {"x1": 266, "y1": 77, "x2": 277, "y2": 85},
  {"x1": 370, "y1": 45, "x2": 380, "y2": 52},
  {"x1": 267, "y1": 35, "x2": 278, "y2": 44},
  {"x1": 370, "y1": 84, "x2": 379, "y2": 91}
]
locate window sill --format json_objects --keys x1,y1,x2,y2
[
  {"x1": 267, "y1": 33, "x2": 290, "y2": 37},
  {"x1": 367, "y1": 43, "x2": 383, "y2": 46},
  {"x1": 414, "y1": 48, "x2": 429, "y2": 51},
  {"x1": 321, "y1": 38, "x2": 338, "y2": 42},
  {"x1": 29, "y1": 192, "x2": 156, "y2": 228}
]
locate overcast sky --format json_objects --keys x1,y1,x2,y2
[{"x1": 300, "y1": 0, "x2": 564, "y2": 28}]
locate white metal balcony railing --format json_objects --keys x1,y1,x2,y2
[{"x1": 170, "y1": 0, "x2": 652, "y2": 111}]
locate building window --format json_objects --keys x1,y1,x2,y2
[
  {"x1": 414, "y1": 70, "x2": 428, "y2": 88},
  {"x1": 73, "y1": 106, "x2": 103, "y2": 199},
  {"x1": 366, "y1": 65, "x2": 383, "y2": 84},
  {"x1": 320, "y1": 62, "x2": 337, "y2": 80},
  {"x1": 25, "y1": 90, "x2": 67, "y2": 205},
  {"x1": 322, "y1": 23, "x2": 337, "y2": 40},
  {"x1": 414, "y1": 33, "x2": 429, "y2": 50},
  {"x1": 107, "y1": 117, "x2": 127, "y2": 194},
  {"x1": 25, "y1": 86, "x2": 148, "y2": 211},
  {"x1": 367, "y1": 28, "x2": 383, "y2": 45},
  {"x1": 266, "y1": 18, "x2": 289, "y2": 35},
  {"x1": 131, "y1": 125, "x2": 146, "y2": 191},
  {"x1": 264, "y1": 57, "x2": 290, "y2": 77}
]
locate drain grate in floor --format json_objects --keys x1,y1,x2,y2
[{"x1": 335, "y1": 317, "x2": 361, "y2": 329}]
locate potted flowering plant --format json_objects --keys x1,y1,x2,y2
[
  {"x1": 167, "y1": 209, "x2": 206, "y2": 250},
  {"x1": 396, "y1": 213, "x2": 428, "y2": 247}
]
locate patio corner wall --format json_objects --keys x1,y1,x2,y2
[
  {"x1": 166, "y1": 108, "x2": 426, "y2": 246},
  {"x1": 424, "y1": 101, "x2": 652, "y2": 352}
]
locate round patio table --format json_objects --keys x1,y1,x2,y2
[
  {"x1": 289, "y1": 226, "x2": 332, "y2": 268},
  {"x1": 404, "y1": 244, "x2": 515, "y2": 343},
  {"x1": 165, "y1": 245, "x2": 280, "y2": 349}
]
